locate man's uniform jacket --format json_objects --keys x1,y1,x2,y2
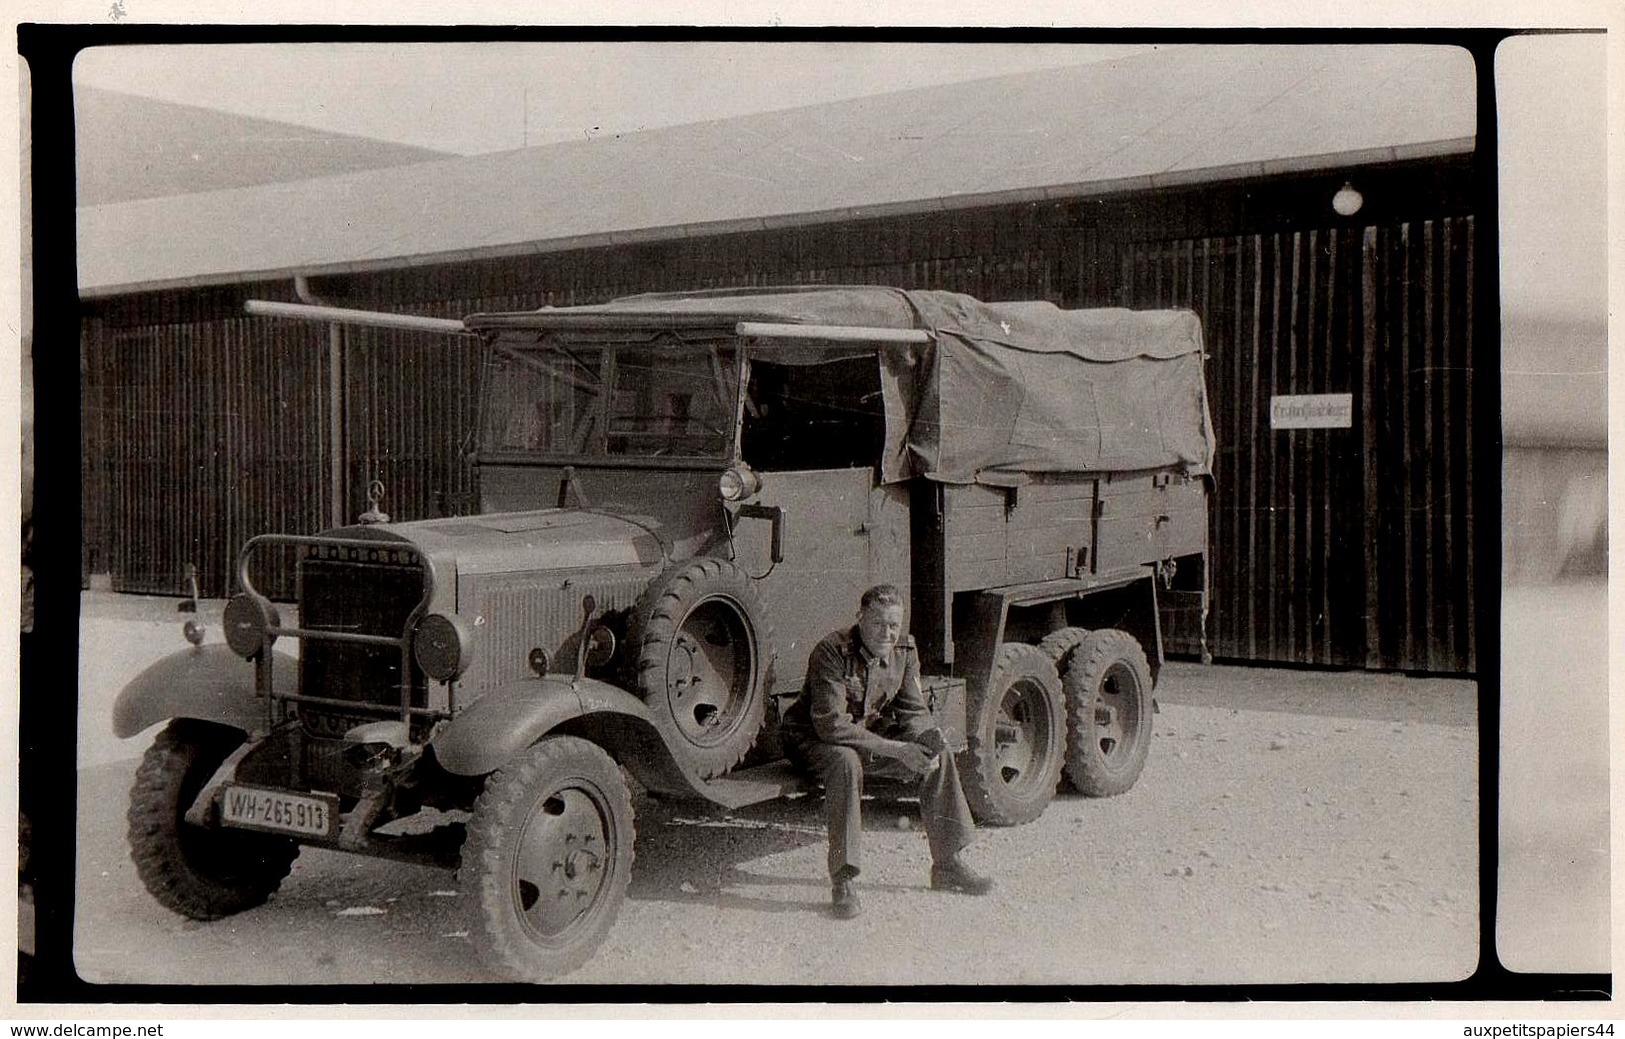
[{"x1": 779, "y1": 626, "x2": 935, "y2": 759}]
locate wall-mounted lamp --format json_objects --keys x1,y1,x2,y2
[{"x1": 1332, "y1": 182, "x2": 1364, "y2": 217}]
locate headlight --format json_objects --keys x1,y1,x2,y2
[
  {"x1": 719, "y1": 464, "x2": 763, "y2": 502},
  {"x1": 223, "y1": 594, "x2": 280, "y2": 659},
  {"x1": 413, "y1": 612, "x2": 476, "y2": 682}
]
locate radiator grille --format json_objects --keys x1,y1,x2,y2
[{"x1": 297, "y1": 554, "x2": 429, "y2": 736}]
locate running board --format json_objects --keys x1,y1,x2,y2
[{"x1": 688, "y1": 760, "x2": 810, "y2": 810}]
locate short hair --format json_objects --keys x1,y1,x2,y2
[{"x1": 859, "y1": 584, "x2": 905, "y2": 613}]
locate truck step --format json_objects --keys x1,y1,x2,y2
[{"x1": 697, "y1": 760, "x2": 811, "y2": 810}]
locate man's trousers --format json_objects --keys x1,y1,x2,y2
[{"x1": 792, "y1": 741, "x2": 978, "y2": 880}]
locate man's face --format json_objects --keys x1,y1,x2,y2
[{"x1": 857, "y1": 602, "x2": 905, "y2": 659}]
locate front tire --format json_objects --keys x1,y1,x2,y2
[
  {"x1": 126, "y1": 720, "x2": 298, "y2": 921},
  {"x1": 1061, "y1": 629, "x2": 1154, "y2": 796},
  {"x1": 460, "y1": 736, "x2": 635, "y2": 982},
  {"x1": 627, "y1": 558, "x2": 772, "y2": 778},
  {"x1": 959, "y1": 642, "x2": 1066, "y2": 826}
]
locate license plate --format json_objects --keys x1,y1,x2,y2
[{"x1": 220, "y1": 784, "x2": 339, "y2": 839}]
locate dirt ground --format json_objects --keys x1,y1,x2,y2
[{"x1": 71, "y1": 594, "x2": 1480, "y2": 988}]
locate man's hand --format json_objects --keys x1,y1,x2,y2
[
  {"x1": 882, "y1": 740, "x2": 935, "y2": 776},
  {"x1": 913, "y1": 727, "x2": 948, "y2": 755}
]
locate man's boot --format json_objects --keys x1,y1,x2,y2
[
  {"x1": 930, "y1": 854, "x2": 994, "y2": 895},
  {"x1": 831, "y1": 876, "x2": 862, "y2": 919}
]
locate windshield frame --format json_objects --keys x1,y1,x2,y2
[{"x1": 475, "y1": 329, "x2": 746, "y2": 468}]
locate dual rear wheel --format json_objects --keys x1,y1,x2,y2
[{"x1": 959, "y1": 628, "x2": 1154, "y2": 825}]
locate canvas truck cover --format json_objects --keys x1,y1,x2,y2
[{"x1": 466, "y1": 286, "x2": 1215, "y2": 485}]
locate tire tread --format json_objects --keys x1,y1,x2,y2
[
  {"x1": 460, "y1": 736, "x2": 635, "y2": 981},
  {"x1": 126, "y1": 721, "x2": 296, "y2": 921},
  {"x1": 1061, "y1": 629, "x2": 1154, "y2": 797},
  {"x1": 958, "y1": 642, "x2": 1065, "y2": 826},
  {"x1": 627, "y1": 557, "x2": 773, "y2": 778}
]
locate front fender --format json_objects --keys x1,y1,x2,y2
[
  {"x1": 431, "y1": 676, "x2": 704, "y2": 799},
  {"x1": 112, "y1": 644, "x2": 291, "y2": 739}
]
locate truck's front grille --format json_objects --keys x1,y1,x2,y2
[{"x1": 297, "y1": 554, "x2": 428, "y2": 736}]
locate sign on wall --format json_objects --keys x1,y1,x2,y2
[{"x1": 1269, "y1": 393, "x2": 1353, "y2": 429}]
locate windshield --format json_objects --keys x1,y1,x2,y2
[{"x1": 481, "y1": 335, "x2": 739, "y2": 460}]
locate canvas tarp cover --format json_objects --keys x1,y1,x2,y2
[{"x1": 476, "y1": 286, "x2": 1215, "y2": 485}]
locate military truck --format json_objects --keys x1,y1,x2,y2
[{"x1": 114, "y1": 286, "x2": 1212, "y2": 981}]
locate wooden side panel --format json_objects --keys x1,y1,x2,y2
[
  {"x1": 1003, "y1": 477, "x2": 1092, "y2": 584},
  {"x1": 1157, "y1": 478, "x2": 1208, "y2": 560},
  {"x1": 943, "y1": 484, "x2": 1009, "y2": 591},
  {"x1": 1092, "y1": 476, "x2": 1162, "y2": 577}
]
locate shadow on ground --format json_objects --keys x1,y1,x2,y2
[{"x1": 626, "y1": 787, "x2": 939, "y2": 914}]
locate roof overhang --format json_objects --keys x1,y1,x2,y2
[{"x1": 79, "y1": 136, "x2": 1474, "y2": 300}]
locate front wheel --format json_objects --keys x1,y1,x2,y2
[
  {"x1": 1061, "y1": 629, "x2": 1154, "y2": 797},
  {"x1": 126, "y1": 720, "x2": 298, "y2": 921},
  {"x1": 958, "y1": 642, "x2": 1066, "y2": 826},
  {"x1": 460, "y1": 736, "x2": 635, "y2": 981}
]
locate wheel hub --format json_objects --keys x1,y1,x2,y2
[
  {"x1": 1094, "y1": 666, "x2": 1140, "y2": 763},
  {"x1": 995, "y1": 682, "x2": 1049, "y2": 789},
  {"x1": 665, "y1": 605, "x2": 751, "y2": 747},
  {"x1": 515, "y1": 790, "x2": 610, "y2": 937}
]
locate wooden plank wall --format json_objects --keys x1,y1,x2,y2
[
  {"x1": 1364, "y1": 218, "x2": 1476, "y2": 674},
  {"x1": 341, "y1": 325, "x2": 484, "y2": 527},
  {"x1": 84, "y1": 288, "x2": 494, "y2": 598},
  {"x1": 90, "y1": 315, "x2": 329, "y2": 597},
  {"x1": 1121, "y1": 216, "x2": 1475, "y2": 674}
]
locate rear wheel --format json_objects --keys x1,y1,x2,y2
[
  {"x1": 959, "y1": 643, "x2": 1066, "y2": 825},
  {"x1": 1038, "y1": 626, "x2": 1092, "y2": 668},
  {"x1": 126, "y1": 720, "x2": 298, "y2": 920},
  {"x1": 461, "y1": 736, "x2": 635, "y2": 982},
  {"x1": 627, "y1": 558, "x2": 772, "y2": 777},
  {"x1": 1061, "y1": 629, "x2": 1154, "y2": 796}
]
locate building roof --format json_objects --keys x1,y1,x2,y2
[
  {"x1": 76, "y1": 87, "x2": 451, "y2": 207},
  {"x1": 77, "y1": 44, "x2": 1476, "y2": 297}
]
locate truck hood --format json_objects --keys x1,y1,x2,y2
[{"x1": 370, "y1": 509, "x2": 669, "y2": 576}]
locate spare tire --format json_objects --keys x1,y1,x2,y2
[{"x1": 626, "y1": 557, "x2": 772, "y2": 778}]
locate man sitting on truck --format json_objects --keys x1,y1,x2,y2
[{"x1": 780, "y1": 584, "x2": 993, "y2": 919}]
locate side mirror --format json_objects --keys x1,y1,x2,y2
[{"x1": 735, "y1": 503, "x2": 785, "y2": 564}]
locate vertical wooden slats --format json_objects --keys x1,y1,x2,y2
[
  {"x1": 1438, "y1": 219, "x2": 1454, "y2": 667},
  {"x1": 1120, "y1": 214, "x2": 1474, "y2": 674},
  {"x1": 1361, "y1": 225, "x2": 1382, "y2": 669},
  {"x1": 1300, "y1": 228, "x2": 1320, "y2": 662},
  {"x1": 1246, "y1": 234, "x2": 1264, "y2": 662}
]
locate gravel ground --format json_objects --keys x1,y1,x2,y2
[{"x1": 74, "y1": 610, "x2": 1480, "y2": 987}]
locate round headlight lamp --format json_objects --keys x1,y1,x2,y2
[
  {"x1": 413, "y1": 612, "x2": 476, "y2": 683},
  {"x1": 223, "y1": 594, "x2": 280, "y2": 660},
  {"x1": 719, "y1": 464, "x2": 763, "y2": 502}
]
